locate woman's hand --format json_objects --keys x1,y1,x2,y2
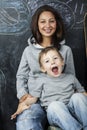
[
  {"x1": 11, "y1": 101, "x2": 30, "y2": 120},
  {"x1": 19, "y1": 94, "x2": 32, "y2": 103}
]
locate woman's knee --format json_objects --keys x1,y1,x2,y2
[
  {"x1": 17, "y1": 103, "x2": 45, "y2": 121},
  {"x1": 16, "y1": 115, "x2": 44, "y2": 130},
  {"x1": 16, "y1": 104, "x2": 46, "y2": 130}
]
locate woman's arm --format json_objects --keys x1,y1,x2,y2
[
  {"x1": 16, "y1": 47, "x2": 30, "y2": 99},
  {"x1": 24, "y1": 94, "x2": 38, "y2": 105},
  {"x1": 62, "y1": 45, "x2": 75, "y2": 75},
  {"x1": 11, "y1": 95, "x2": 38, "y2": 120}
]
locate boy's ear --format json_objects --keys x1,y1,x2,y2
[
  {"x1": 62, "y1": 60, "x2": 64, "y2": 66},
  {"x1": 40, "y1": 66, "x2": 46, "y2": 73}
]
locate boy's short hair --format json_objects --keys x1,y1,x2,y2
[{"x1": 39, "y1": 46, "x2": 63, "y2": 67}]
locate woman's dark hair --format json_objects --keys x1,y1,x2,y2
[{"x1": 31, "y1": 5, "x2": 65, "y2": 49}]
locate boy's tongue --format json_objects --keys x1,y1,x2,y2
[{"x1": 52, "y1": 67, "x2": 58, "y2": 75}]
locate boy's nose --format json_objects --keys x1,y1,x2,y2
[{"x1": 51, "y1": 59, "x2": 55, "y2": 64}]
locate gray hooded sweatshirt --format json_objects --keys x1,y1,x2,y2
[{"x1": 16, "y1": 37, "x2": 75, "y2": 99}]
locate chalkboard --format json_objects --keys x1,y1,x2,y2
[
  {"x1": 84, "y1": 13, "x2": 87, "y2": 57},
  {"x1": 0, "y1": 0, "x2": 87, "y2": 130}
]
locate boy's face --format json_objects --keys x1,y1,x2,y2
[{"x1": 41, "y1": 50, "x2": 64, "y2": 77}]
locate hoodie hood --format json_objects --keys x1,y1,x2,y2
[
  {"x1": 27, "y1": 36, "x2": 36, "y2": 45},
  {"x1": 27, "y1": 35, "x2": 65, "y2": 46}
]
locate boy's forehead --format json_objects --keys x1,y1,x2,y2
[
  {"x1": 42, "y1": 50, "x2": 58, "y2": 58},
  {"x1": 46, "y1": 50, "x2": 58, "y2": 55}
]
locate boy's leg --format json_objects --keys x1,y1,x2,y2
[
  {"x1": 68, "y1": 93, "x2": 87, "y2": 129},
  {"x1": 16, "y1": 103, "x2": 47, "y2": 130},
  {"x1": 47, "y1": 101, "x2": 82, "y2": 130}
]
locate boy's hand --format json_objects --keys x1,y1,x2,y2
[
  {"x1": 83, "y1": 92, "x2": 87, "y2": 96},
  {"x1": 11, "y1": 102, "x2": 30, "y2": 120}
]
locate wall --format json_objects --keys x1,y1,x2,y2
[{"x1": 0, "y1": 0, "x2": 87, "y2": 130}]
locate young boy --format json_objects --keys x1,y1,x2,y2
[{"x1": 11, "y1": 47, "x2": 87, "y2": 130}]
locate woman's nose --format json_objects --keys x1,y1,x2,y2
[{"x1": 46, "y1": 21, "x2": 50, "y2": 27}]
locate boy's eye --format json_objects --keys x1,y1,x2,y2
[
  {"x1": 54, "y1": 57, "x2": 58, "y2": 59},
  {"x1": 45, "y1": 60, "x2": 49, "y2": 63}
]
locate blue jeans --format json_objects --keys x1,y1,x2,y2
[
  {"x1": 47, "y1": 93, "x2": 87, "y2": 130},
  {"x1": 16, "y1": 103, "x2": 47, "y2": 130}
]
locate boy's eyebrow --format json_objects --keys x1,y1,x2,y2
[
  {"x1": 43, "y1": 58, "x2": 49, "y2": 61},
  {"x1": 42, "y1": 58, "x2": 49, "y2": 62}
]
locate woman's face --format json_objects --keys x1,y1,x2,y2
[{"x1": 38, "y1": 11, "x2": 57, "y2": 38}]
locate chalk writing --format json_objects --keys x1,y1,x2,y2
[{"x1": 0, "y1": 0, "x2": 31, "y2": 35}]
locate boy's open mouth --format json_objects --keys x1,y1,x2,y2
[{"x1": 52, "y1": 66, "x2": 58, "y2": 75}]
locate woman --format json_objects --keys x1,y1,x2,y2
[{"x1": 16, "y1": 5, "x2": 75, "y2": 130}]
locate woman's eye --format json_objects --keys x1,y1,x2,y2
[
  {"x1": 40, "y1": 21, "x2": 45, "y2": 23},
  {"x1": 50, "y1": 20, "x2": 55, "y2": 23}
]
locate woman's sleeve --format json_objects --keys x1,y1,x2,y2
[
  {"x1": 74, "y1": 76, "x2": 85, "y2": 92},
  {"x1": 16, "y1": 47, "x2": 30, "y2": 99},
  {"x1": 64, "y1": 46, "x2": 75, "y2": 76}
]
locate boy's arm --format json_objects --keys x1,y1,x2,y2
[{"x1": 82, "y1": 92, "x2": 87, "y2": 96}]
